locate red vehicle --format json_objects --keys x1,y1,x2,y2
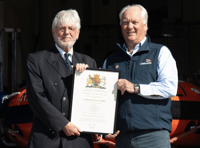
[{"x1": 0, "y1": 81, "x2": 200, "y2": 148}]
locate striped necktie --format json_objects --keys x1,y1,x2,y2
[{"x1": 64, "y1": 53, "x2": 72, "y2": 71}]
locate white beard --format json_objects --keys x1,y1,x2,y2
[{"x1": 54, "y1": 33, "x2": 77, "y2": 49}]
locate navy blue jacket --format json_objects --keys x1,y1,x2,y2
[{"x1": 106, "y1": 37, "x2": 172, "y2": 133}]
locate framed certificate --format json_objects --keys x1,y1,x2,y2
[{"x1": 69, "y1": 68, "x2": 120, "y2": 134}]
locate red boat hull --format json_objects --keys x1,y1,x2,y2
[{"x1": 3, "y1": 81, "x2": 200, "y2": 147}]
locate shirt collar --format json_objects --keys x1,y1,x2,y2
[
  {"x1": 123, "y1": 36, "x2": 147, "y2": 56},
  {"x1": 55, "y1": 44, "x2": 73, "y2": 62}
]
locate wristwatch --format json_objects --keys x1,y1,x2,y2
[{"x1": 134, "y1": 84, "x2": 140, "y2": 94}]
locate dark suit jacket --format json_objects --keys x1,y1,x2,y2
[{"x1": 26, "y1": 46, "x2": 97, "y2": 148}]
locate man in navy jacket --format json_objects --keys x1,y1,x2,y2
[{"x1": 103, "y1": 4, "x2": 178, "y2": 148}]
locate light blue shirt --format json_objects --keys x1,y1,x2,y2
[
  {"x1": 55, "y1": 44, "x2": 73, "y2": 62},
  {"x1": 102, "y1": 37, "x2": 178, "y2": 99}
]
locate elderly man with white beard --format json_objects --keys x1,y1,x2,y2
[{"x1": 26, "y1": 9, "x2": 97, "y2": 148}]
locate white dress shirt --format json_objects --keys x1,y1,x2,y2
[{"x1": 55, "y1": 44, "x2": 73, "y2": 62}]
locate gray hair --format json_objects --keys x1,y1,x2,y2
[
  {"x1": 119, "y1": 4, "x2": 148, "y2": 25},
  {"x1": 52, "y1": 9, "x2": 81, "y2": 31}
]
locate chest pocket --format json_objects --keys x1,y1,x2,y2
[{"x1": 131, "y1": 57, "x2": 157, "y2": 83}]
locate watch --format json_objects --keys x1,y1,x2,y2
[{"x1": 134, "y1": 84, "x2": 140, "y2": 94}]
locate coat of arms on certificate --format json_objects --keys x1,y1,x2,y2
[{"x1": 86, "y1": 74, "x2": 106, "y2": 89}]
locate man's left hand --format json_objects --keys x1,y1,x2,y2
[
  {"x1": 72, "y1": 63, "x2": 89, "y2": 73},
  {"x1": 105, "y1": 130, "x2": 120, "y2": 139},
  {"x1": 117, "y1": 79, "x2": 134, "y2": 95}
]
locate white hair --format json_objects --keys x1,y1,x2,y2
[
  {"x1": 52, "y1": 9, "x2": 81, "y2": 31},
  {"x1": 119, "y1": 4, "x2": 148, "y2": 25}
]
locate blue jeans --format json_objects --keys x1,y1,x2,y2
[{"x1": 115, "y1": 130, "x2": 171, "y2": 148}]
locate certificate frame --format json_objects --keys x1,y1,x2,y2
[{"x1": 69, "y1": 68, "x2": 120, "y2": 135}]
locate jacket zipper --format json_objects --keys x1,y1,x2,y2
[{"x1": 127, "y1": 59, "x2": 132, "y2": 130}]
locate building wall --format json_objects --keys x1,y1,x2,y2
[
  {"x1": 1, "y1": 0, "x2": 200, "y2": 92},
  {"x1": 0, "y1": 1, "x2": 3, "y2": 30}
]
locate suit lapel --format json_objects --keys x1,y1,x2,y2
[
  {"x1": 47, "y1": 47, "x2": 71, "y2": 77},
  {"x1": 72, "y1": 52, "x2": 79, "y2": 68}
]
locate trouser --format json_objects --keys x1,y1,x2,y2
[{"x1": 115, "y1": 129, "x2": 171, "y2": 148}]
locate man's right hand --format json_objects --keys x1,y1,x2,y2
[
  {"x1": 62, "y1": 122, "x2": 81, "y2": 136},
  {"x1": 117, "y1": 79, "x2": 134, "y2": 95}
]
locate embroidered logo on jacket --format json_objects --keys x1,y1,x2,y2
[{"x1": 140, "y1": 59, "x2": 152, "y2": 65}]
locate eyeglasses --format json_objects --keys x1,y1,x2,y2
[{"x1": 57, "y1": 26, "x2": 77, "y2": 33}]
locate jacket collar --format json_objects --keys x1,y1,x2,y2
[
  {"x1": 47, "y1": 46, "x2": 72, "y2": 77},
  {"x1": 55, "y1": 44, "x2": 73, "y2": 62},
  {"x1": 116, "y1": 35, "x2": 151, "y2": 54}
]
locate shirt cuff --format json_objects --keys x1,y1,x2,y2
[
  {"x1": 140, "y1": 84, "x2": 153, "y2": 95},
  {"x1": 139, "y1": 84, "x2": 165, "y2": 99}
]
